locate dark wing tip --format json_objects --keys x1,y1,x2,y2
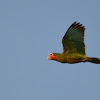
[
  {"x1": 68, "y1": 21, "x2": 85, "y2": 33},
  {"x1": 72, "y1": 21, "x2": 85, "y2": 32}
]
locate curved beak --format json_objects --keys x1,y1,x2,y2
[{"x1": 47, "y1": 55, "x2": 51, "y2": 60}]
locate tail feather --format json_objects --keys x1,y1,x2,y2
[{"x1": 88, "y1": 58, "x2": 100, "y2": 64}]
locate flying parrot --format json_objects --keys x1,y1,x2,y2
[{"x1": 47, "y1": 22, "x2": 100, "y2": 64}]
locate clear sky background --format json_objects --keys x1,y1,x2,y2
[{"x1": 0, "y1": 0, "x2": 100, "y2": 100}]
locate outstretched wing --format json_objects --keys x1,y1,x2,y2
[{"x1": 62, "y1": 22, "x2": 86, "y2": 55}]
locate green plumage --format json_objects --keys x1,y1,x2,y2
[
  {"x1": 62, "y1": 22, "x2": 85, "y2": 55},
  {"x1": 47, "y1": 22, "x2": 100, "y2": 64},
  {"x1": 53, "y1": 53, "x2": 100, "y2": 64},
  {"x1": 54, "y1": 53, "x2": 88, "y2": 63}
]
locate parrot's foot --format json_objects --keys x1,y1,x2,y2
[{"x1": 82, "y1": 59, "x2": 87, "y2": 62}]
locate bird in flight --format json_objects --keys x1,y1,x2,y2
[{"x1": 47, "y1": 22, "x2": 100, "y2": 64}]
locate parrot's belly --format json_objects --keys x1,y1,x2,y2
[{"x1": 66, "y1": 57, "x2": 87, "y2": 63}]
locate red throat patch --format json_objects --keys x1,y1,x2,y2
[{"x1": 50, "y1": 55, "x2": 59, "y2": 61}]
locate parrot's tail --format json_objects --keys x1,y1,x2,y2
[{"x1": 88, "y1": 57, "x2": 100, "y2": 64}]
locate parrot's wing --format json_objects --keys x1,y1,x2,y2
[{"x1": 62, "y1": 22, "x2": 86, "y2": 55}]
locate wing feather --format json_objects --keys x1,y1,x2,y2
[{"x1": 62, "y1": 22, "x2": 86, "y2": 55}]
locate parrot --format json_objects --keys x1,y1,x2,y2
[{"x1": 47, "y1": 22, "x2": 100, "y2": 64}]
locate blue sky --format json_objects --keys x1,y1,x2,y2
[{"x1": 0, "y1": 0, "x2": 100, "y2": 100}]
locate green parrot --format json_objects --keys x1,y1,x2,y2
[{"x1": 47, "y1": 22, "x2": 100, "y2": 64}]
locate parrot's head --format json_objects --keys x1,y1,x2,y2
[{"x1": 47, "y1": 53, "x2": 59, "y2": 61}]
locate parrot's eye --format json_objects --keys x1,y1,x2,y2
[
  {"x1": 50, "y1": 53, "x2": 54, "y2": 56},
  {"x1": 50, "y1": 53, "x2": 53, "y2": 55}
]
